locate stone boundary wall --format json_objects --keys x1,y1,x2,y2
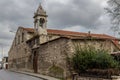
[
  {"x1": 77, "y1": 76, "x2": 110, "y2": 80},
  {"x1": 76, "y1": 76, "x2": 120, "y2": 80}
]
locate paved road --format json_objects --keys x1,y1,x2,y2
[{"x1": 0, "y1": 70, "x2": 43, "y2": 80}]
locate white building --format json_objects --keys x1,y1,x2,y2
[{"x1": 2, "y1": 57, "x2": 8, "y2": 69}]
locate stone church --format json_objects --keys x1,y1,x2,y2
[{"x1": 8, "y1": 4, "x2": 120, "y2": 79}]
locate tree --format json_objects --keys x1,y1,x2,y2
[{"x1": 106, "y1": 0, "x2": 120, "y2": 35}]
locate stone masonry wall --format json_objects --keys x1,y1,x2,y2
[
  {"x1": 37, "y1": 38, "x2": 71, "y2": 79},
  {"x1": 72, "y1": 39, "x2": 119, "y2": 53},
  {"x1": 77, "y1": 76, "x2": 110, "y2": 80},
  {"x1": 77, "y1": 76, "x2": 120, "y2": 80},
  {"x1": 8, "y1": 27, "x2": 33, "y2": 72},
  {"x1": 36, "y1": 38, "x2": 120, "y2": 79}
]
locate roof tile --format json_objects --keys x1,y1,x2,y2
[{"x1": 22, "y1": 27, "x2": 116, "y2": 40}]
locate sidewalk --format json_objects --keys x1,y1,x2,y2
[{"x1": 9, "y1": 70, "x2": 60, "y2": 80}]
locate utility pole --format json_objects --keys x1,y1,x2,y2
[
  {"x1": 0, "y1": 45, "x2": 4, "y2": 58},
  {"x1": 1, "y1": 45, "x2": 4, "y2": 69},
  {"x1": 2, "y1": 46, "x2": 3, "y2": 58}
]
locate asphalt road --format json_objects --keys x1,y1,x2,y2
[{"x1": 0, "y1": 70, "x2": 43, "y2": 80}]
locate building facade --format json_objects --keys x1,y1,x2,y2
[
  {"x1": 8, "y1": 4, "x2": 120, "y2": 79},
  {"x1": 2, "y1": 57, "x2": 8, "y2": 69}
]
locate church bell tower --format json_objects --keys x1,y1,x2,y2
[{"x1": 33, "y1": 4, "x2": 48, "y2": 43}]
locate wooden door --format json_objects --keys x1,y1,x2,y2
[
  {"x1": 33, "y1": 51, "x2": 38, "y2": 73},
  {"x1": 6, "y1": 64, "x2": 8, "y2": 69}
]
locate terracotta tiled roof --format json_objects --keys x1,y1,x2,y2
[
  {"x1": 22, "y1": 27, "x2": 34, "y2": 33},
  {"x1": 47, "y1": 29, "x2": 116, "y2": 40},
  {"x1": 22, "y1": 27, "x2": 116, "y2": 40}
]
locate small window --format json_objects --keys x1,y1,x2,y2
[
  {"x1": 35, "y1": 39, "x2": 37, "y2": 44},
  {"x1": 18, "y1": 35, "x2": 20, "y2": 44},
  {"x1": 35, "y1": 38, "x2": 39, "y2": 44},
  {"x1": 22, "y1": 33, "x2": 24, "y2": 42},
  {"x1": 25, "y1": 49, "x2": 27, "y2": 54},
  {"x1": 49, "y1": 35, "x2": 52, "y2": 39}
]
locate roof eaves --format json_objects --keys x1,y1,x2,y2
[{"x1": 111, "y1": 40, "x2": 120, "y2": 50}]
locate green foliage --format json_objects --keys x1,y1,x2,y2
[
  {"x1": 72, "y1": 45, "x2": 120, "y2": 73},
  {"x1": 92, "y1": 51, "x2": 119, "y2": 69}
]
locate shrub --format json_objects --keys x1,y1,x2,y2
[
  {"x1": 72, "y1": 45, "x2": 120, "y2": 74},
  {"x1": 92, "y1": 51, "x2": 119, "y2": 69}
]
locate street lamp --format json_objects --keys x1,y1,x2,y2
[{"x1": 9, "y1": 30, "x2": 16, "y2": 33}]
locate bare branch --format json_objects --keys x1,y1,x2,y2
[{"x1": 106, "y1": 0, "x2": 120, "y2": 32}]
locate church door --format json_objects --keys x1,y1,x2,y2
[{"x1": 33, "y1": 51, "x2": 38, "y2": 73}]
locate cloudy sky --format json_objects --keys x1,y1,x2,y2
[{"x1": 0, "y1": 0, "x2": 113, "y2": 60}]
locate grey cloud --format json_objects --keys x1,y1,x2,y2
[
  {"x1": 0, "y1": 0, "x2": 110, "y2": 59},
  {"x1": 0, "y1": 0, "x2": 105, "y2": 31},
  {"x1": 0, "y1": 32, "x2": 13, "y2": 40},
  {"x1": 45, "y1": 0, "x2": 103, "y2": 29},
  {"x1": 0, "y1": 0, "x2": 39, "y2": 30},
  {"x1": 0, "y1": 0, "x2": 39, "y2": 49},
  {"x1": 0, "y1": 30, "x2": 13, "y2": 47},
  {"x1": 0, "y1": 39, "x2": 12, "y2": 47},
  {"x1": 0, "y1": 0, "x2": 40, "y2": 56}
]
